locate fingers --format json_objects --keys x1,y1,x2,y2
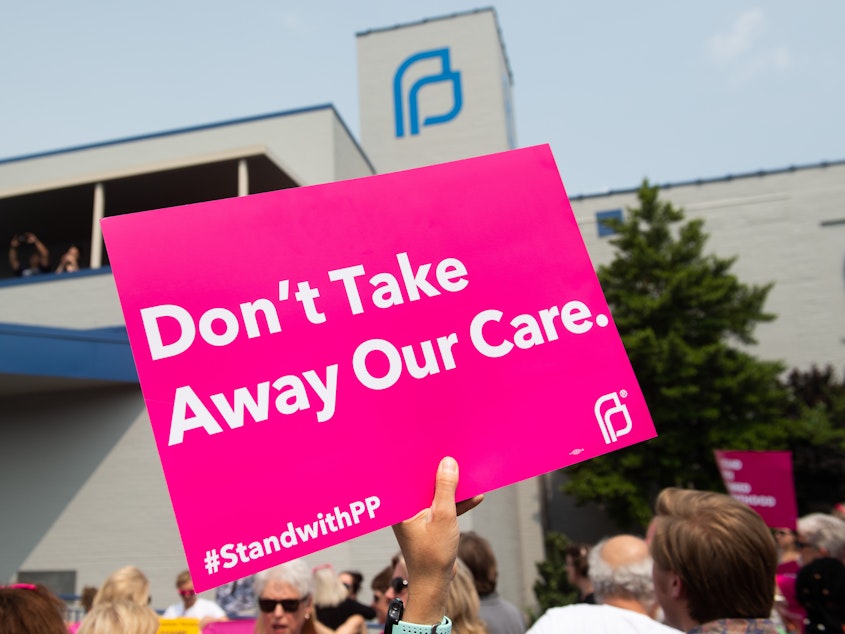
[
  {"x1": 431, "y1": 456, "x2": 459, "y2": 512},
  {"x1": 456, "y1": 494, "x2": 484, "y2": 516},
  {"x1": 430, "y1": 458, "x2": 484, "y2": 517}
]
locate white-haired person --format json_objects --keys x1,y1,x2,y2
[
  {"x1": 797, "y1": 512, "x2": 845, "y2": 565},
  {"x1": 254, "y1": 559, "x2": 321, "y2": 634},
  {"x1": 255, "y1": 559, "x2": 369, "y2": 634},
  {"x1": 528, "y1": 534, "x2": 677, "y2": 633}
]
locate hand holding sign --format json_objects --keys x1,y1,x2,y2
[{"x1": 393, "y1": 457, "x2": 484, "y2": 625}]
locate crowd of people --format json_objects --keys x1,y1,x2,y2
[
  {"x1": 2, "y1": 457, "x2": 844, "y2": 634},
  {"x1": 8, "y1": 232, "x2": 81, "y2": 277}
]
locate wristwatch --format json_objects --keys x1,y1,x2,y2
[
  {"x1": 394, "y1": 616, "x2": 452, "y2": 634},
  {"x1": 384, "y1": 598, "x2": 452, "y2": 634}
]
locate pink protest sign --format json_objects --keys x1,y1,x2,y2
[
  {"x1": 715, "y1": 450, "x2": 798, "y2": 529},
  {"x1": 102, "y1": 145, "x2": 656, "y2": 591}
]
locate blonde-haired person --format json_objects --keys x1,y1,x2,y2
[
  {"x1": 446, "y1": 559, "x2": 488, "y2": 634},
  {"x1": 93, "y1": 565, "x2": 150, "y2": 607},
  {"x1": 313, "y1": 564, "x2": 374, "y2": 632},
  {"x1": 77, "y1": 600, "x2": 159, "y2": 634},
  {"x1": 161, "y1": 569, "x2": 227, "y2": 628}
]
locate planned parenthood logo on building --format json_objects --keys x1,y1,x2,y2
[{"x1": 393, "y1": 47, "x2": 463, "y2": 138}]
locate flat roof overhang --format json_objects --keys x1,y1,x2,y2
[{"x1": 0, "y1": 322, "x2": 137, "y2": 397}]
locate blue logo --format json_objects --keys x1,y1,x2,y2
[{"x1": 393, "y1": 48, "x2": 463, "y2": 138}]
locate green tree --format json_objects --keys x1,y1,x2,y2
[
  {"x1": 562, "y1": 180, "x2": 790, "y2": 528},
  {"x1": 782, "y1": 365, "x2": 845, "y2": 512},
  {"x1": 531, "y1": 532, "x2": 578, "y2": 622}
]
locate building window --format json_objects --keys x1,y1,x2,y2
[
  {"x1": 17, "y1": 569, "x2": 77, "y2": 596},
  {"x1": 596, "y1": 209, "x2": 623, "y2": 237}
]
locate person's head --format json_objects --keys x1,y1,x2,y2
[
  {"x1": 0, "y1": 583, "x2": 68, "y2": 634},
  {"x1": 772, "y1": 527, "x2": 797, "y2": 552},
  {"x1": 649, "y1": 487, "x2": 777, "y2": 631},
  {"x1": 564, "y1": 543, "x2": 591, "y2": 586},
  {"x1": 94, "y1": 566, "x2": 150, "y2": 607},
  {"x1": 384, "y1": 554, "x2": 409, "y2": 605},
  {"x1": 312, "y1": 564, "x2": 347, "y2": 608},
  {"x1": 458, "y1": 531, "x2": 498, "y2": 597},
  {"x1": 339, "y1": 571, "x2": 363, "y2": 599},
  {"x1": 446, "y1": 559, "x2": 487, "y2": 634},
  {"x1": 588, "y1": 535, "x2": 658, "y2": 615},
  {"x1": 174, "y1": 569, "x2": 197, "y2": 609},
  {"x1": 77, "y1": 600, "x2": 159, "y2": 634},
  {"x1": 370, "y1": 566, "x2": 393, "y2": 625},
  {"x1": 797, "y1": 513, "x2": 845, "y2": 565},
  {"x1": 254, "y1": 559, "x2": 314, "y2": 634},
  {"x1": 796, "y1": 557, "x2": 845, "y2": 632},
  {"x1": 80, "y1": 586, "x2": 98, "y2": 613}
]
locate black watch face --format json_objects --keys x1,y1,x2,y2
[{"x1": 388, "y1": 598, "x2": 404, "y2": 621}]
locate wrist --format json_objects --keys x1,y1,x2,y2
[{"x1": 393, "y1": 616, "x2": 452, "y2": 634}]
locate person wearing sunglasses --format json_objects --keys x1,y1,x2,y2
[
  {"x1": 162, "y1": 569, "x2": 227, "y2": 627},
  {"x1": 254, "y1": 559, "x2": 320, "y2": 634},
  {"x1": 384, "y1": 566, "x2": 410, "y2": 606}
]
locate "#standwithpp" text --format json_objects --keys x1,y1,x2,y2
[{"x1": 203, "y1": 496, "x2": 381, "y2": 575}]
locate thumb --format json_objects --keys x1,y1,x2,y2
[{"x1": 431, "y1": 457, "x2": 459, "y2": 515}]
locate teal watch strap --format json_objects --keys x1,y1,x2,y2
[{"x1": 393, "y1": 615, "x2": 452, "y2": 634}]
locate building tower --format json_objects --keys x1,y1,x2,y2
[{"x1": 357, "y1": 8, "x2": 516, "y2": 174}]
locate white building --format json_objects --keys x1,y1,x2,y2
[
  {"x1": 0, "y1": 8, "x2": 543, "y2": 616},
  {"x1": 1, "y1": 6, "x2": 843, "y2": 619},
  {"x1": 569, "y1": 161, "x2": 845, "y2": 373}
]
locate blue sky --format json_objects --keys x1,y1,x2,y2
[{"x1": 2, "y1": 1, "x2": 842, "y2": 195}]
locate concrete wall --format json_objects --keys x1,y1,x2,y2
[
  {"x1": 1, "y1": 387, "x2": 175, "y2": 581},
  {"x1": 569, "y1": 162, "x2": 845, "y2": 372},
  {"x1": 2, "y1": 378, "x2": 542, "y2": 614},
  {"x1": 0, "y1": 272, "x2": 123, "y2": 329}
]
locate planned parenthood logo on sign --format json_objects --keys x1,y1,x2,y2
[{"x1": 393, "y1": 47, "x2": 463, "y2": 137}]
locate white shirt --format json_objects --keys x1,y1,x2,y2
[
  {"x1": 162, "y1": 596, "x2": 227, "y2": 619},
  {"x1": 527, "y1": 603, "x2": 680, "y2": 634}
]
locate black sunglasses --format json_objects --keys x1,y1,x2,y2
[
  {"x1": 390, "y1": 577, "x2": 408, "y2": 594},
  {"x1": 258, "y1": 597, "x2": 305, "y2": 613}
]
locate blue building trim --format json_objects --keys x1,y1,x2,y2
[
  {"x1": 568, "y1": 159, "x2": 845, "y2": 201},
  {"x1": 0, "y1": 104, "x2": 335, "y2": 165},
  {"x1": 356, "y1": 7, "x2": 513, "y2": 82},
  {"x1": 0, "y1": 103, "x2": 377, "y2": 178},
  {"x1": 0, "y1": 322, "x2": 137, "y2": 382}
]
